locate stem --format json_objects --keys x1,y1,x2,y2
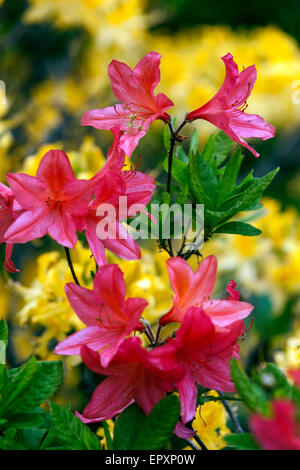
[
  {"x1": 185, "y1": 439, "x2": 199, "y2": 451},
  {"x1": 166, "y1": 122, "x2": 176, "y2": 195},
  {"x1": 64, "y1": 247, "x2": 80, "y2": 286},
  {"x1": 164, "y1": 119, "x2": 188, "y2": 258},
  {"x1": 193, "y1": 434, "x2": 208, "y2": 451},
  {"x1": 155, "y1": 325, "x2": 162, "y2": 345},
  {"x1": 218, "y1": 391, "x2": 244, "y2": 433}
]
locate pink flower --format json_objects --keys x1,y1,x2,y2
[
  {"x1": 186, "y1": 53, "x2": 275, "y2": 157},
  {"x1": 78, "y1": 132, "x2": 155, "y2": 267},
  {"x1": 160, "y1": 255, "x2": 253, "y2": 327},
  {"x1": 250, "y1": 400, "x2": 300, "y2": 450},
  {"x1": 55, "y1": 264, "x2": 147, "y2": 367},
  {"x1": 0, "y1": 183, "x2": 21, "y2": 273},
  {"x1": 78, "y1": 166, "x2": 155, "y2": 266},
  {"x1": 81, "y1": 52, "x2": 174, "y2": 157},
  {"x1": 4, "y1": 150, "x2": 93, "y2": 248},
  {"x1": 174, "y1": 422, "x2": 196, "y2": 439},
  {"x1": 153, "y1": 307, "x2": 244, "y2": 423},
  {"x1": 76, "y1": 337, "x2": 184, "y2": 422},
  {"x1": 288, "y1": 369, "x2": 300, "y2": 389}
]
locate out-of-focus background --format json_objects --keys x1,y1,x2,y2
[{"x1": 1, "y1": 0, "x2": 300, "y2": 445}]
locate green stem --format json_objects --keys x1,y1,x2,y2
[
  {"x1": 218, "y1": 391, "x2": 244, "y2": 433},
  {"x1": 64, "y1": 247, "x2": 80, "y2": 286}
]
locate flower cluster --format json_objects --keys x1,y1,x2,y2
[{"x1": 1, "y1": 49, "x2": 283, "y2": 447}]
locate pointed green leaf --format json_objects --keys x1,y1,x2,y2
[
  {"x1": 189, "y1": 129, "x2": 199, "y2": 157},
  {"x1": 189, "y1": 150, "x2": 219, "y2": 208},
  {"x1": 220, "y1": 148, "x2": 243, "y2": 198},
  {"x1": 0, "y1": 319, "x2": 8, "y2": 347},
  {"x1": 225, "y1": 433, "x2": 260, "y2": 450},
  {"x1": 41, "y1": 402, "x2": 101, "y2": 450},
  {"x1": 230, "y1": 360, "x2": 268, "y2": 413},
  {"x1": 214, "y1": 221, "x2": 262, "y2": 236},
  {"x1": 113, "y1": 404, "x2": 145, "y2": 450},
  {"x1": 202, "y1": 134, "x2": 215, "y2": 161},
  {"x1": 132, "y1": 395, "x2": 180, "y2": 450},
  {"x1": 214, "y1": 131, "x2": 233, "y2": 165}
]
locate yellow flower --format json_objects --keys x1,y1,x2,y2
[
  {"x1": 275, "y1": 323, "x2": 300, "y2": 371},
  {"x1": 187, "y1": 392, "x2": 230, "y2": 450},
  {"x1": 97, "y1": 420, "x2": 114, "y2": 449},
  {"x1": 21, "y1": 137, "x2": 106, "y2": 180},
  {"x1": 202, "y1": 197, "x2": 300, "y2": 308},
  {"x1": 10, "y1": 243, "x2": 172, "y2": 358},
  {"x1": 10, "y1": 243, "x2": 94, "y2": 358}
]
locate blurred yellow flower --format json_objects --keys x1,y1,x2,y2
[
  {"x1": 10, "y1": 242, "x2": 172, "y2": 358},
  {"x1": 186, "y1": 392, "x2": 230, "y2": 450},
  {"x1": 22, "y1": 137, "x2": 106, "y2": 179},
  {"x1": 97, "y1": 420, "x2": 114, "y2": 450},
  {"x1": 202, "y1": 198, "x2": 300, "y2": 307}
]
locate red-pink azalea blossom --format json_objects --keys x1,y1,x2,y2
[
  {"x1": 76, "y1": 131, "x2": 155, "y2": 266},
  {"x1": 0, "y1": 183, "x2": 21, "y2": 273},
  {"x1": 226, "y1": 279, "x2": 240, "y2": 300},
  {"x1": 81, "y1": 52, "x2": 174, "y2": 157},
  {"x1": 250, "y1": 400, "x2": 300, "y2": 450},
  {"x1": 186, "y1": 53, "x2": 275, "y2": 157},
  {"x1": 78, "y1": 163, "x2": 155, "y2": 266},
  {"x1": 76, "y1": 337, "x2": 184, "y2": 422},
  {"x1": 288, "y1": 369, "x2": 300, "y2": 389},
  {"x1": 174, "y1": 422, "x2": 196, "y2": 439},
  {"x1": 160, "y1": 255, "x2": 253, "y2": 327},
  {"x1": 4, "y1": 150, "x2": 93, "y2": 248},
  {"x1": 55, "y1": 264, "x2": 147, "y2": 367},
  {"x1": 154, "y1": 307, "x2": 244, "y2": 423}
]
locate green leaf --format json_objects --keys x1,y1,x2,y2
[
  {"x1": 230, "y1": 360, "x2": 268, "y2": 413},
  {"x1": 189, "y1": 129, "x2": 199, "y2": 157},
  {"x1": 0, "y1": 359, "x2": 63, "y2": 418},
  {"x1": 102, "y1": 420, "x2": 113, "y2": 450},
  {"x1": 12, "y1": 360, "x2": 63, "y2": 414},
  {"x1": 163, "y1": 155, "x2": 189, "y2": 187},
  {"x1": 215, "y1": 168, "x2": 279, "y2": 225},
  {"x1": 0, "y1": 341, "x2": 5, "y2": 365},
  {"x1": 202, "y1": 134, "x2": 215, "y2": 161},
  {"x1": 40, "y1": 402, "x2": 101, "y2": 450},
  {"x1": 214, "y1": 221, "x2": 262, "y2": 236},
  {"x1": 176, "y1": 146, "x2": 189, "y2": 163},
  {"x1": 2, "y1": 410, "x2": 45, "y2": 429},
  {"x1": 189, "y1": 150, "x2": 219, "y2": 208},
  {"x1": 163, "y1": 123, "x2": 171, "y2": 151},
  {"x1": 0, "y1": 356, "x2": 38, "y2": 416},
  {"x1": 225, "y1": 433, "x2": 260, "y2": 450},
  {"x1": 113, "y1": 404, "x2": 145, "y2": 450},
  {"x1": 113, "y1": 396, "x2": 180, "y2": 450},
  {"x1": 220, "y1": 148, "x2": 243, "y2": 199},
  {"x1": 259, "y1": 363, "x2": 289, "y2": 391},
  {"x1": 214, "y1": 131, "x2": 233, "y2": 165},
  {"x1": 0, "y1": 319, "x2": 8, "y2": 347},
  {"x1": 0, "y1": 436, "x2": 28, "y2": 450},
  {"x1": 132, "y1": 395, "x2": 180, "y2": 450}
]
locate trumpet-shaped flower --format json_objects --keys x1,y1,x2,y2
[
  {"x1": 81, "y1": 52, "x2": 174, "y2": 156},
  {"x1": 186, "y1": 53, "x2": 275, "y2": 157},
  {"x1": 55, "y1": 264, "x2": 147, "y2": 367},
  {"x1": 250, "y1": 400, "x2": 300, "y2": 450},
  {"x1": 0, "y1": 183, "x2": 20, "y2": 273},
  {"x1": 160, "y1": 255, "x2": 253, "y2": 327},
  {"x1": 4, "y1": 150, "x2": 93, "y2": 248},
  {"x1": 153, "y1": 307, "x2": 244, "y2": 423},
  {"x1": 76, "y1": 337, "x2": 184, "y2": 422},
  {"x1": 78, "y1": 132, "x2": 155, "y2": 266}
]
